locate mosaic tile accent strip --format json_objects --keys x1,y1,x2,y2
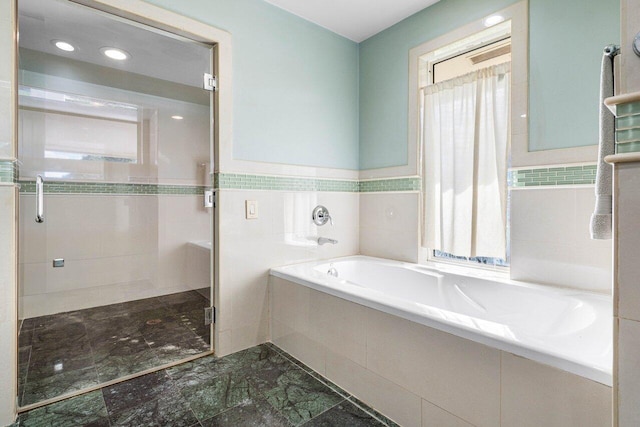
[
  {"x1": 214, "y1": 173, "x2": 420, "y2": 193},
  {"x1": 511, "y1": 165, "x2": 597, "y2": 187},
  {"x1": 613, "y1": 101, "x2": 640, "y2": 154},
  {"x1": 359, "y1": 177, "x2": 422, "y2": 192},
  {"x1": 215, "y1": 173, "x2": 359, "y2": 192},
  {"x1": 617, "y1": 141, "x2": 640, "y2": 154},
  {"x1": 616, "y1": 101, "x2": 640, "y2": 117},
  {"x1": 0, "y1": 160, "x2": 17, "y2": 184},
  {"x1": 18, "y1": 181, "x2": 206, "y2": 195}
]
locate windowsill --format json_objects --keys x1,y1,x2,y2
[{"x1": 421, "y1": 258, "x2": 511, "y2": 282}]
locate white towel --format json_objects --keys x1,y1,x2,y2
[{"x1": 590, "y1": 51, "x2": 615, "y2": 240}]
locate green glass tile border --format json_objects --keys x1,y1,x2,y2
[
  {"x1": 616, "y1": 141, "x2": 640, "y2": 154},
  {"x1": 510, "y1": 164, "x2": 597, "y2": 187},
  {"x1": 616, "y1": 100, "x2": 640, "y2": 117},
  {"x1": 15, "y1": 167, "x2": 594, "y2": 194},
  {"x1": 616, "y1": 128, "x2": 640, "y2": 143},
  {"x1": 0, "y1": 160, "x2": 18, "y2": 184},
  {"x1": 359, "y1": 177, "x2": 421, "y2": 192},
  {"x1": 18, "y1": 181, "x2": 206, "y2": 195},
  {"x1": 214, "y1": 173, "x2": 422, "y2": 192},
  {"x1": 215, "y1": 173, "x2": 360, "y2": 192},
  {"x1": 616, "y1": 113, "x2": 640, "y2": 130}
]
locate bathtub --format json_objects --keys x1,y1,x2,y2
[{"x1": 270, "y1": 255, "x2": 612, "y2": 386}]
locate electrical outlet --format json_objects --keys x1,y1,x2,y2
[{"x1": 245, "y1": 200, "x2": 258, "y2": 219}]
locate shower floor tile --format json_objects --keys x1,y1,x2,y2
[
  {"x1": 13, "y1": 344, "x2": 392, "y2": 427},
  {"x1": 18, "y1": 289, "x2": 212, "y2": 407}
]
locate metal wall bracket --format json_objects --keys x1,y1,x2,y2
[
  {"x1": 204, "y1": 306, "x2": 216, "y2": 325},
  {"x1": 203, "y1": 73, "x2": 217, "y2": 92},
  {"x1": 204, "y1": 190, "x2": 215, "y2": 208}
]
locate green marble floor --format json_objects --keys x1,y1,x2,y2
[
  {"x1": 10, "y1": 343, "x2": 397, "y2": 427},
  {"x1": 18, "y1": 290, "x2": 211, "y2": 407}
]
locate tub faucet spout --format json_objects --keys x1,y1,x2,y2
[{"x1": 317, "y1": 237, "x2": 338, "y2": 245}]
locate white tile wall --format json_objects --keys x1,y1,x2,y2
[
  {"x1": 0, "y1": 0, "x2": 13, "y2": 160},
  {"x1": 217, "y1": 190, "x2": 359, "y2": 356},
  {"x1": 615, "y1": 164, "x2": 640, "y2": 322},
  {"x1": 18, "y1": 71, "x2": 210, "y2": 185},
  {"x1": 0, "y1": 187, "x2": 16, "y2": 426},
  {"x1": 0, "y1": 0, "x2": 16, "y2": 423},
  {"x1": 271, "y1": 277, "x2": 612, "y2": 427},
  {"x1": 19, "y1": 194, "x2": 211, "y2": 317},
  {"x1": 510, "y1": 187, "x2": 613, "y2": 293},
  {"x1": 359, "y1": 192, "x2": 420, "y2": 263},
  {"x1": 614, "y1": 162, "x2": 640, "y2": 427}
]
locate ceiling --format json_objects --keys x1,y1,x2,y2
[
  {"x1": 264, "y1": 0, "x2": 441, "y2": 42},
  {"x1": 18, "y1": 0, "x2": 212, "y2": 88},
  {"x1": 17, "y1": 0, "x2": 442, "y2": 89}
]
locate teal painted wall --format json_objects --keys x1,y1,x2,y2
[
  {"x1": 359, "y1": 0, "x2": 620, "y2": 169},
  {"x1": 145, "y1": 0, "x2": 360, "y2": 170},
  {"x1": 529, "y1": 0, "x2": 619, "y2": 151}
]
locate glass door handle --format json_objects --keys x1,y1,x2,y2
[{"x1": 35, "y1": 175, "x2": 44, "y2": 223}]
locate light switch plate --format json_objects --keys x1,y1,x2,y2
[{"x1": 245, "y1": 200, "x2": 258, "y2": 219}]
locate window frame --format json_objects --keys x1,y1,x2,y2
[
  {"x1": 408, "y1": 2, "x2": 527, "y2": 272},
  {"x1": 425, "y1": 34, "x2": 512, "y2": 270}
]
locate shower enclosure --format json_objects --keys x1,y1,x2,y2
[{"x1": 16, "y1": 0, "x2": 216, "y2": 409}]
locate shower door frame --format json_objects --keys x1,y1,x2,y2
[{"x1": 14, "y1": 0, "x2": 231, "y2": 413}]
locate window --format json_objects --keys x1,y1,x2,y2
[
  {"x1": 19, "y1": 86, "x2": 141, "y2": 164},
  {"x1": 420, "y1": 22, "x2": 512, "y2": 268}
]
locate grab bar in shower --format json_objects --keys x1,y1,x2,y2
[{"x1": 35, "y1": 175, "x2": 44, "y2": 223}]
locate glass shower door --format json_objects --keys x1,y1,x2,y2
[{"x1": 17, "y1": 0, "x2": 215, "y2": 408}]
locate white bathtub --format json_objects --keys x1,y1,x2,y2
[{"x1": 270, "y1": 255, "x2": 612, "y2": 386}]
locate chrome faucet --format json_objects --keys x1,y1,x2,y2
[{"x1": 317, "y1": 237, "x2": 338, "y2": 245}]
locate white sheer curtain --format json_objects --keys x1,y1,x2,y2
[{"x1": 422, "y1": 62, "x2": 510, "y2": 259}]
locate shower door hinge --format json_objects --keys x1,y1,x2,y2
[
  {"x1": 204, "y1": 306, "x2": 216, "y2": 325},
  {"x1": 204, "y1": 190, "x2": 215, "y2": 208},
  {"x1": 203, "y1": 73, "x2": 217, "y2": 92}
]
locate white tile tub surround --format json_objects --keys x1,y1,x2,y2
[
  {"x1": 359, "y1": 192, "x2": 420, "y2": 263},
  {"x1": 270, "y1": 276, "x2": 612, "y2": 427},
  {"x1": 216, "y1": 189, "x2": 359, "y2": 356},
  {"x1": 272, "y1": 256, "x2": 612, "y2": 385},
  {"x1": 501, "y1": 352, "x2": 612, "y2": 427},
  {"x1": 510, "y1": 187, "x2": 613, "y2": 293}
]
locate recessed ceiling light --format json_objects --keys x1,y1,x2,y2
[
  {"x1": 483, "y1": 15, "x2": 505, "y2": 27},
  {"x1": 52, "y1": 40, "x2": 75, "y2": 52},
  {"x1": 100, "y1": 47, "x2": 129, "y2": 61},
  {"x1": 171, "y1": 115, "x2": 184, "y2": 120}
]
